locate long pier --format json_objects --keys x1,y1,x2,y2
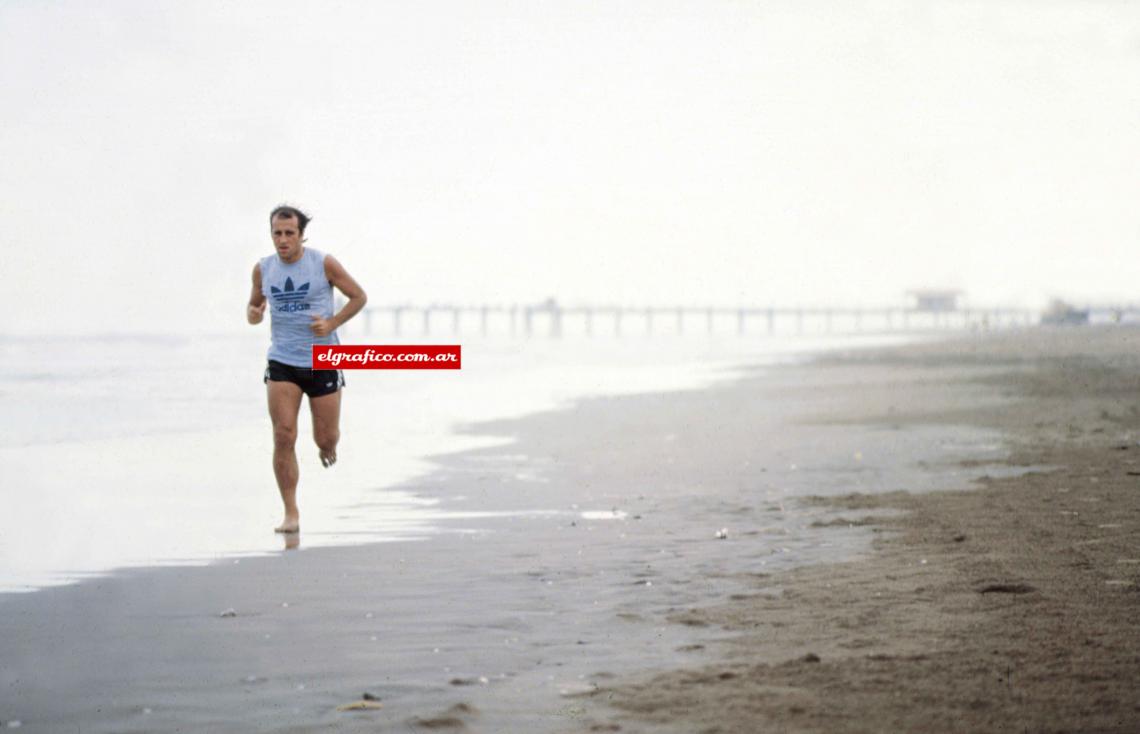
[{"x1": 353, "y1": 303, "x2": 1044, "y2": 338}]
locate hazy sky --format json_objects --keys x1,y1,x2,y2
[{"x1": 2, "y1": 0, "x2": 1137, "y2": 335}]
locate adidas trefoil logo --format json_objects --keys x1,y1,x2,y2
[
  {"x1": 271, "y1": 277, "x2": 310, "y2": 301},
  {"x1": 271, "y1": 277, "x2": 312, "y2": 312}
]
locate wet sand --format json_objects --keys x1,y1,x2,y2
[
  {"x1": 3, "y1": 327, "x2": 1139, "y2": 732},
  {"x1": 582, "y1": 326, "x2": 1140, "y2": 733}
]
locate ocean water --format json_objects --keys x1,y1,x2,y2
[{"x1": 0, "y1": 330, "x2": 918, "y2": 593}]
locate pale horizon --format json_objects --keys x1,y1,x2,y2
[{"x1": 2, "y1": 0, "x2": 1138, "y2": 336}]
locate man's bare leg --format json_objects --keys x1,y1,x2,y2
[
  {"x1": 310, "y1": 389, "x2": 341, "y2": 468},
  {"x1": 268, "y1": 380, "x2": 304, "y2": 532}
]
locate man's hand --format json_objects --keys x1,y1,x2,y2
[
  {"x1": 248, "y1": 301, "x2": 267, "y2": 325},
  {"x1": 310, "y1": 315, "x2": 335, "y2": 337}
]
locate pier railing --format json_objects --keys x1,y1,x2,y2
[{"x1": 351, "y1": 303, "x2": 1043, "y2": 338}]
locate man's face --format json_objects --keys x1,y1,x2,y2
[{"x1": 271, "y1": 215, "x2": 303, "y2": 262}]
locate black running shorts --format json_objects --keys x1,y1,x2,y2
[{"x1": 264, "y1": 360, "x2": 345, "y2": 398}]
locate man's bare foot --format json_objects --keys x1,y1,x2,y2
[
  {"x1": 275, "y1": 515, "x2": 300, "y2": 534},
  {"x1": 320, "y1": 449, "x2": 337, "y2": 468}
]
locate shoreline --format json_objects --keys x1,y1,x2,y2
[
  {"x1": 583, "y1": 326, "x2": 1140, "y2": 733},
  {"x1": 4, "y1": 328, "x2": 1137, "y2": 731},
  {"x1": 0, "y1": 331, "x2": 913, "y2": 594}
]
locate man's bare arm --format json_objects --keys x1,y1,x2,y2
[
  {"x1": 311, "y1": 255, "x2": 367, "y2": 336},
  {"x1": 247, "y1": 264, "x2": 267, "y2": 325},
  {"x1": 325, "y1": 255, "x2": 368, "y2": 328}
]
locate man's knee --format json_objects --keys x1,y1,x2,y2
[
  {"x1": 274, "y1": 424, "x2": 298, "y2": 449},
  {"x1": 315, "y1": 428, "x2": 339, "y2": 453}
]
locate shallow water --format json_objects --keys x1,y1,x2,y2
[{"x1": 0, "y1": 330, "x2": 919, "y2": 593}]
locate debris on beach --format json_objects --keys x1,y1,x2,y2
[
  {"x1": 558, "y1": 681, "x2": 599, "y2": 697},
  {"x1": 408, "y1": 702, "x2": 480, "y2": 729},
  {"x1": 362, "y1": 692, "x2": 381, "y2": 701},
  {"x1": 977, "y1": 583, "x2": 1036, "y2": 595},
  {"x1": 581, "y1": 510, "x2": 628, "y2": 520},
  {"x1": 449, "y1": 676, "x2": 490, "y2": 686},
  {"x1": 409, "y1": 714, "x2": 467, "y2": 729},
  {"x1": 715, "y1": 528, "x2": 728, "y2": 539},
  {"x1": 219, "y1": 608, "x2": 237, "y2": 618},
  {"x1": 447, "y1": 703, "x2": 478, "y2": 715},
  {"x1": 801, "y1": 653, "x2": 821, "y2": 663},
  {"x1": 336, "y1": 700, "x2": 383, "y2": 711}
]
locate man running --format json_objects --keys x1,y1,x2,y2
[{"x1": 247, "y1": 205, "x2": 368, "y2": 533}]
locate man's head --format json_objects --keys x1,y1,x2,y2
[{"x1": 269, "y1": 205, "x2": 310, "y2": 263}]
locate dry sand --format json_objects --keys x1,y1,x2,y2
[{"x1": 2, "y1": 327, "x2": 1138, "y2": 732}]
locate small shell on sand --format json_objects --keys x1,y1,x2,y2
[
  {"x1": 559, "y1": 682, "x2": 599, "y2": 697},
  {"x1": 581, "y1": 510, "x2": 628, "y2": 520}
]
